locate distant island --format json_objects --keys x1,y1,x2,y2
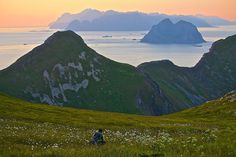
[
  {"x1": 141, "y1": 19, "x2": 206, "y2": 44},
  {"x1": 50, "y1": 9, "x2": 211, "y2": 31},
  {"x1": 49, "y1": 9, "x2": 236, "y2": 31}
]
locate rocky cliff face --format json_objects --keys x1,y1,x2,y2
[
  {"x1": 138, "y1": 35, "x2": 236, "y2": 113},
  {"x1": 141, "y1": 19, "x2": 205, "y2": 44}
]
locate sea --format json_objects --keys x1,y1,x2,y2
[{"x1": 0, "y1": 25, "x2": 236, "y2": 70}]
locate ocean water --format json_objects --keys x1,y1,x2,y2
[{"x1": 0, "y1": 25, "x2": 236, "y2": 70}]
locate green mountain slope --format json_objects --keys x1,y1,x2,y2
[
  {"x1": 170, "y1": 91, "x2": 236, "y2": 120},
  {"x1": 0, "y1": 31, "x2": 162, "y2": 115},
  {"x1": 138, "y1": 35, "x2": 236, "y2": 114},
  {"x1": 0, "y1": 92, "x2": 235, "y2": 157},
  {"x1": 0, "y1": 31, "x2": 235, "y2": 116}
]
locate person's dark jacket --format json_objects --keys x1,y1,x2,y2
[{"x1": 92, "y1": 131, "x2": 105, "y2": 144}]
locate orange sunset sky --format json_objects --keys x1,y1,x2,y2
[{"x1": 0, "y1": 0, "x2": 236, "y2": 27}]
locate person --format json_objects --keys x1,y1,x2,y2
[{"x1": 91, "y1": 129, "x2": 106, "y2": 145}]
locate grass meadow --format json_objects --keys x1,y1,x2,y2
[{"x1": 0, "y1": 92, "x2": 235, "y2": 157}]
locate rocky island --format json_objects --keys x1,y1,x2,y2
[{"x1": 141, "y1": 18, "x2": 206, "y2": 44}]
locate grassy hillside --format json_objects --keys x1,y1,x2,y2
[
  {"x1": 0, "y1": 31, "x2": 235, "y2": 116},
  {"x1": 0, "y1": 92, "x2": 235, "y2": 157},
  {"x1": 0, "y1": 31, "x2": 159, "y2": 115},
  {"x1": 138, "y1": 35, "x2": 236, "y2": 114}
]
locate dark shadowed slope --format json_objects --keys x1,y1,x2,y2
[{"x1": 138, "y1": 35, "x2": 236, "y2": 113}]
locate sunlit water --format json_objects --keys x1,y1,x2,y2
[{"x1": 0, "y1": 25, "x2": 236, "y2": 70}]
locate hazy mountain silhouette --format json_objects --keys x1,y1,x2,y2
[
  {"x1": 49, "y1": 9, "x2": 104, "y2": 29},
  {"x1": 141, "y1": 19, "x2": 205, "y2": 44},
  {"x1": 196, "y1": 15, "x2": 236, "y2": 26},
  {"x1": 50, "y1": 9, "x2": 236, "y2": 31},
  {"x1": 50, "y1": 9, "x2": 212, "y2": 31}
]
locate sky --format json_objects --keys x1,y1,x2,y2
[{"x1": 1, "y1": 0, "x2": 236, "y2": 27}]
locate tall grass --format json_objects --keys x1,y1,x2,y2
[{"x1": 0, "y1": 93, "x2": 235, "y2": 157}]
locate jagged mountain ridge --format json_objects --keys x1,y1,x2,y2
[
  {"x1": 49, "y1": 9, "x2": 104, "y2": 29},
  {"x1": 50, "y1": 9, "x2": 213, "y2": 31},
  {"x1": 50, "y1": 9, "x2": 235, "y2": 31}
]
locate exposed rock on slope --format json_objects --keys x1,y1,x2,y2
[
  {"x1": 0, "y1": 31, "x2": 164, "y2": 115},
  {"x1": 141, "y1": 19, "x2": 205, "y2": 44}
]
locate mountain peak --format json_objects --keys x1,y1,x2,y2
[
  {"x1": 61, "y1": 13, "x2": 71, "y2": 17},
  {"x1": 141, "y1": 18, "x2": 205, "y2": 44},
  {"x1": 0, "y1": 30, "x2": 159, "y2": 115},
  {"x1": 158, "y1": 18, "x2": 173, "y2": 25},
  {"x1": 44, "y1": 31, "x2": 85, "y2": 45},
  {"x1": 47, "y1": 30, "x2": 79, "y2": 38},
  {"x1": 176, "y1": 20, "x2": 194, "y2": 26},
  {"x1": 3, "y1": 30, "x2": 88, "y2": 72},
  {"x1": 80, "y1": 8, "x2": 102, "y2": 14}
]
